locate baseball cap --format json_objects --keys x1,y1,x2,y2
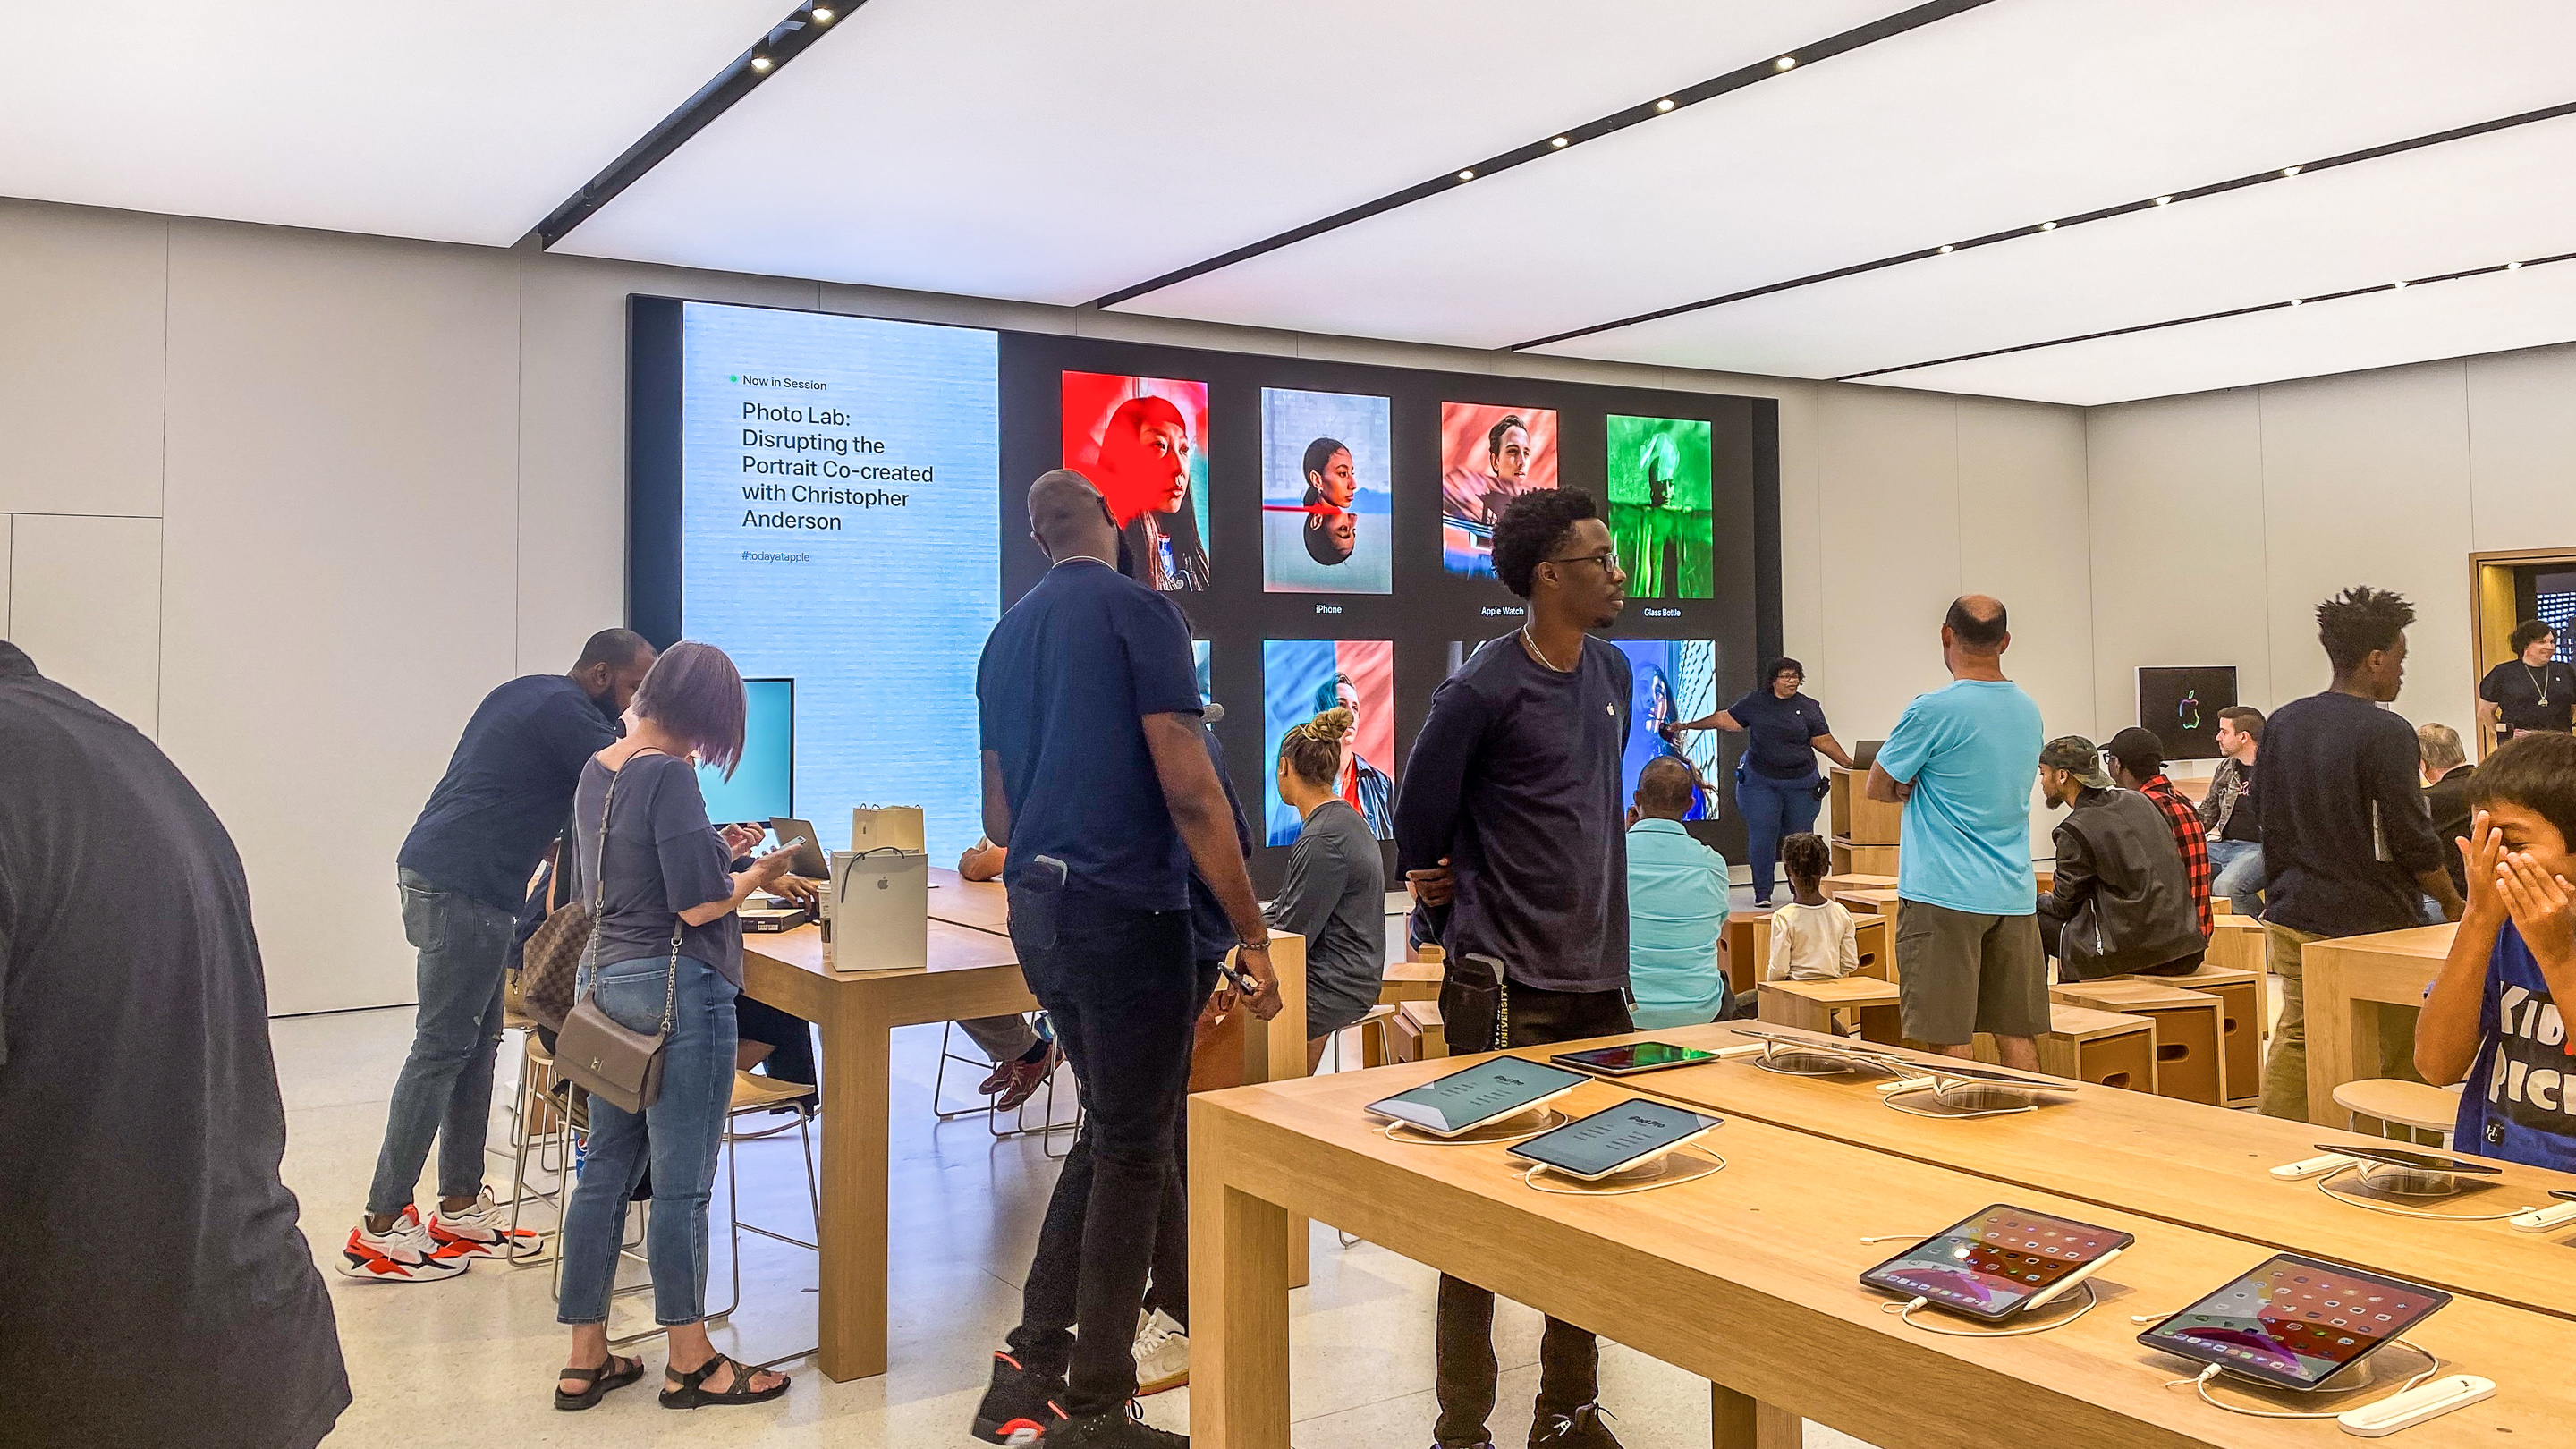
[
  {"x1": 2039, "y1": 735, "x2": 2114, "y2": 790},
  {"x1": 2104, "y1": 726, "x2": 2166, "y2": 779}
]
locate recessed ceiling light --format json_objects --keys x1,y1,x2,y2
[
  {"x1": 2288, "y1": 298, "x2": 2303, "y2": 307},
  {"x1": 2392, "y1": 279, "x2": 2408, "y2": 290},
  {"x1": 2038, "y1": 221, "x2": 2057, "y2": 232},
  {"x1": 1656, "y1": 98, "x2": 1675, "y2": 112},
  {"x1": 1457, "y1": 169, "x2": 1475, "y2": 182},
  {"x1": 812, "y1": 5, "x2": 833, "y2": 19},
  {"x1": 2508, "y1": 260, "x2": 2525, "y2": 271},
  {"x1": 2153, "y1": 195, "x2": 2173, "y2": 206},
  {"x1": 1937, "y1": 244, "x2": 1953, "y2": 254},
  {"x1": 1775, "y1": 55, "x2": 1796, "y2": 70},
  {"x1": 750, "y1": 54, "x2": 773, "y2": 71},
  {"x1": 2282, "y1": 165, "x2": 2301, "y2": 177},
  {"x1": 1550, "y1": 136, "x2": 1568, "y2": 148}
]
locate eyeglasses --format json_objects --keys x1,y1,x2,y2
[{"x1": 1546, "y1": 551, "x2": 1624, "y2": 573}]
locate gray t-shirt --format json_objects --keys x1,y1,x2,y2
[
  {"x1": 1264, "y1": 799, "x2": 1386, "y2": 1036},
  {"x1": 573, "y1": 751, "x2": 741, "y2": 987}
]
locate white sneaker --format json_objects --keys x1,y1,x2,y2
[
  {"x1": 337, "y1": 1207, "x2": 466, "y2": 1283},
  {"x1": 427, "y1": 1189, "x2": 548, "y2": 1261},
  {"x1": 1132, "y1": 1307, "x2": 1189, "y2": 1395}
]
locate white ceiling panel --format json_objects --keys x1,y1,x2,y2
[
  {"x1": 0, "y1": 1, "x2": 789, "y2": 245},
  {"x1": 1541, "y1": 110, "x2": 2576, "y2": 379},
  {"x1": 555, "y1": 0, "x2": 1902, "y2": 303},
  {"x1": 1848, "y1": 260, "x2": 2576, "y2": 406},
  {"x1": 1121, "y1": 0, "x2": 2576, "y2": 351}
]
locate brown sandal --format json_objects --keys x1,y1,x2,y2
[
  {"x1": 660, "y1": 1352, "x2": 789, "y2": 1409},
  {"x1": 555, "y1": 1353, "x2": 644, "y2": 1411}
]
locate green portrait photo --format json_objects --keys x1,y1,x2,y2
[{"x1": 1605, "y1": 414, "x2": 1713, "y2": 599}]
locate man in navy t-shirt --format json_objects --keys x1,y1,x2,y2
[
  {"x1": 2417, "y1": 733, "x2": 2576, "y2": 1172},
  {"x1": 345, "y1": 629, "x2": 655, "y2": 1282},
  {"x1": 970, "y1": 471, "x2": 1276, "y2": 1449}
]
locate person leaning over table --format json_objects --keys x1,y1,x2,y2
[
  {"x1": 1267, "y1": 705, "x2": 1388, "y2": 1073},
  {"x1": 1669, "y1": 655, "x2": 1859, "y2": 907},
  {"x1": 553, "y1": 640, "x2": 805, "y2": 1411},
  {"x1": 2479, "y1": 619, "x2": 2576, "y2": 746}
]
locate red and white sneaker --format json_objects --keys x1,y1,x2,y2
[
  {"x1": 428, "y1": 1191, "x2": 548, "y2": 1262},
  {"x1": 337, "y1": 1207, "x2": 466, "y2": 1283}
]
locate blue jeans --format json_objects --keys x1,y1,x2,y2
[
  {"x1": 2207, "y1": 840, "x2": 2265, "y2": 917},
  {"x1": 365, "y1": 869, "x2": 516, "y2": 1216},
  {"x1": 1737, "y1": 772, "x2": 1822, "y2": 903},
  {"x1": 556, "y1": 953, "x2": 738, "y2": 1326}
]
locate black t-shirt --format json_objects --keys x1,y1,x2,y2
[
  {"x1": 1728, "y1": 688, "x2": 1831, "y2": 780},
  {"x1": 573, "y1": 751, "x2": 741, "y2": 987},
  {"x1": 977, "y1": 559, "x2": 1204, "y2": 911},
  {"x1": 2257, "y1": 691, "x2": 2447, "y2": 936},
  {"x1": 2220, "y1": 761, "x2": 2260, "y2": 843},
  {"x1": 398, "y1": 674, "x2": 618, "y2": 911},
  {"x1": 2479, "y1": 658, "x2": 2576, "y2": 733},
  {"x1": 0, "y1": 643, "x2": 349, "y2": 1448},
  {"x1": 1394, "y1": 635, "x2": 1631, "y2": 993}
]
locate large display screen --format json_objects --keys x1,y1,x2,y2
[
  {"x1": 2137, "y1": 665, "x2": 2238, "y2": 761},
  {"x1": 699, "y1": 677, "x2": 794, "y2": 824},
  {"x1": 635, "y1": 298, "x2": 1780, "y2": 890}
]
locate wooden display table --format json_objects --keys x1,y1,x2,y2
[
  {"x1": 2159, "y1": 962, "x2": 2262, "y2": 1106},
  {"x1": 1826, "y1": 766, "x2": 1901, "y2": 844},
  {"x1": 923, "y1": 864, "x2": 1011, "y2": 935},
  {"x1": 2303, "y1": 922, "x2": 2454, "y2": 1130},
  {"x1": 2050, "y1": 979, "x2": 2224, "y2": 1106},
  {"x1": 741, "y1": 919, "x2": 1309, "y2": 1381},
  {"x1": 1190, "y1": 1051, "x2": 2576, "y2": 1448}
]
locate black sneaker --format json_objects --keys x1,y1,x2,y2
[
  {"x1": 968, "y1": 1352, "x2": 1066, "y2": 1445},
  {"x1": 1045, "y1": 1402, "x2": 1186, "y2": 1447},
  {"x1": 1530, "y1": 1403, "x2": 1623, "y2": 1449}
]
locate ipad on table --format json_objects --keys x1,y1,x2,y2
[
  {"x1": 1506, "y1": 1099, "x2": 1722, "y2": 1181},
  {"x1": 1550, "y1": 1042, "x2": 1719, "y2": 1077},
  {"x1": 1859, "y1": 1205, "x2": 2132, "y2": 1321},
  {"x1": 2136, "y1": 1253, "x2": 2451, "y2": 1391},
  {"x1": 2320, "y1": 1143, "x2": 2502, "y2": 1177},
  {"x1": 1366, "y1": 1057, "x2": 1588, "y2": 1138}
]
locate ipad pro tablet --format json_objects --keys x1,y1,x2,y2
[
  {"x1": 1549, "y1": 1042, "x2": 1720, "y2": 1077},
  {"x1": 1859, "y1": 1205, "x2": 2133, "y2": 1321},
  {"x1": 1505, "y1": 1099, "x2": 1722, "y2": 1181},
  {"x1": 2136, "y1": 1254, "x2": 2451, "y2": 1391},
  {"x1": 2318, "y1": 1143, "x2": 2502, "y2": 1177},
  {"x1": 1366, "y1": 1057, "x2": 1588, "y2": 1138}
]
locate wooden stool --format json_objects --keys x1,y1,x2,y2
[
  {"x1": 2159, "y1": 963, "x2": 2261, "y2": 1106},
  {"x1": 1828, "y1": 767, "x2": 1902, "y2": 845},
  {"x1": 2333, "y1": 1079, "x2": 2460, "y2": 1143},
  {"x1": 2051, "y1": 979, "x2": 2225, "y2": 1106},
  {"x1": 1347, "y1": 1003, "x2": 1402, "y2": 1069},
  {"x1": 2208, "y1": 914, "x2": 2265, "y2": 979},
  {"x1": 1830, "y1": 838, "x2": 1900, "y2": 877},
  {"x1": 1758, "y1": 977, "x2": 1902, "y2": 1042},
  {"x1": 1391, "y1": 999, "x2": 1446, "y2": 1063},
  {"x1": 1723, "y1": 911, "x2": 1771, "y2": 996},
  {"x1": 1852, "y1": 915, "x2": 1891, "y2": 981},
  {"x1": 1378, "y1": 958, "x2": 1443, "y2": 1004},
  {"x1": 1978, "y1": 1005, "x2": 2157, "y2": 1092},
  {"x1": 1821, "y1": 872, "x2": 1897, "y2": 899}
]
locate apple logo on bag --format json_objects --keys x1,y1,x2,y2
[{"x1": 877, "y1": 877, "x2": 890, "y2": 891}]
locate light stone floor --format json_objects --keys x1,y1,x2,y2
[{"x1": 278, "y1": 1000, "x2": 1883, "y2": 1449}]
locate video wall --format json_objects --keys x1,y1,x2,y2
[{"x1": 632, "y1": 297, "x2": 1779, "y2": 887}]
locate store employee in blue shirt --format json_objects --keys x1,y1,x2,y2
[
  {"x1": 1868, "y1": 595, "x2": 2046, "y2": 1070},
  {"x1": 1673, "y1": 656, "x2": 1858, "y2": 906},
  {"x1": 2417, "y1": 733, "x2": 2576, "y2": 1172}
]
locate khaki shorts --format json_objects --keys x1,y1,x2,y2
[{"x1": 1895, "y1": 901, "x2": 2048, "y2": 1046}]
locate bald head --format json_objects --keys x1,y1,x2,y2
[
  {"x1": 1635, "y1": 755, "x2": 1698, "y2": 819},
  {"x1": 1028, "y1": 469, "x2": 1117, "y2": 564},
  {"x1": 1945, "y1": 594, "x2": 2008, "y2": 654}
]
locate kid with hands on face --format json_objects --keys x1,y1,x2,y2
[{"x1": 2416, "y1": 733, "x2": 2576, "y2": 1168}]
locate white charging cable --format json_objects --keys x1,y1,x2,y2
[
  {"x1": 1880, "y1": 1283, "x2": 2100, "y2": 1336},
  {"x1": 2154, "y1": 1341, "x2": 2439, "y2": 1419},
  {"x1": 2313, "y1": 1164, "x2": 2534, "y2": 1222}
]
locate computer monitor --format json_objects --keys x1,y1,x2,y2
[
  {"x1": 2136, "y1": 666, "x2": 2237, "y2": 761},
  {"x1": 699, "y1": 677, "x2": 794, "y2": 823}
]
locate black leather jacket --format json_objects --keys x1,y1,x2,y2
[{"x1": 2046, "y1": 787, "x2": 2207, "y2": 980}]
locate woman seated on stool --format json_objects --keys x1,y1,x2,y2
[
  {"x1": 553, "y1": 641, "x2": 802, "y2": 1412},
  {"x1": 1266, "y1": 707, "x2": 1386, "y2": 1071}
]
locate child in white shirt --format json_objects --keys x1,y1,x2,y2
[{"x1": 1766, "y1": 833, "x2": 1859, "y2": 981}]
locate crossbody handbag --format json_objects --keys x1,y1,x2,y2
[{"x1": 553, "y1": 750, "x2": 682, "y2": 1115}]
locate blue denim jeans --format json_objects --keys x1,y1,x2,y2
[
  {"x1": 555, "y1": 953, "x2": 738, "y2": 1326},
  {"x1": 2207, "y1": 839, "x2": 2265, "y2": 917},
  {"x1": 365, "y1": 869, "x2": 517, "y2": 1216},
  {"x1": 1736, "y1": 771, "x2": 1822, "y2": 904}
]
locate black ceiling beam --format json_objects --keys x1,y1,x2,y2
[
  {"x1": 1085, "y1": 0, "x2": 1997, "y2": 311},
  {"x1": 1514, "y1": 97, "x2": 2576, "y2": 352},
  {"x1": 530, "y1": 1, "x2": 867, "y2": 250},
  {"x1": 1831, "y1": 249, "x2": 2576, "y2": 383}
]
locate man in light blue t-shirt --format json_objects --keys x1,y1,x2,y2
[{"x1": 1867, "y1": 595, "x2": 2048, "y2": 1068}]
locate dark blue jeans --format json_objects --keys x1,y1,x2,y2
[
  {"x1": 555, "y1": 954, "x2": 738, "y2": 1326},
  {"x1": 366, "y1": 869, "x2": 515, "y2": 1216},
  {"x1": 1737, "y1": 772, "x2": 1822, "y2": 904},
  {"x1": 1003, "y1": 892, "x2": 1210, "y2": 1417}
]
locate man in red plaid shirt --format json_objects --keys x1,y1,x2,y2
[{"x1": 2106, "y1": 726, "x2": 2213, "y2": 936}]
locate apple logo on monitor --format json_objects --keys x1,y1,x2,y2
[{"x1": 2177, "y1": 691, "x2": 2201, "y2": 732}]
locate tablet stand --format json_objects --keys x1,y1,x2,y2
[
  {"x1": 1384, "y1": 1105, "x2": 1568, "y2": 1147},
  {"x1": 2351, "y1": 1162, "x2": 2461, "y2": 1198},
  {"x1": 1754, "y1": 1042, "x2": 1870, "y2": 1077},
  {"x1": 1521, "y1": 1148, "x2": 1726, "y2": 1197},
  {"x1": 1884, "y1": 1079, "x2": 2043, "y2": 1119}
]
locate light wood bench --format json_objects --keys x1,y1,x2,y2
[
  {"x1": 1758, "y1": 976, "x2": 1903, "y2": 1044},
  {"x1": 1389, "y1": 999, "x2": 1445, "y2": 1063},
  {"x1": 2207, "y1": 912, "x2": 2264, "y2": 978},
  {"x1": 1377, "y1": 958, "x2": 1443, "y2": 1005},
  {"x1": 2051, "y1": 978, "x2": 2224, "y2": 1106},
  {"x1": 1977, "y1": 1004, "x2": 2157, "y2": 1092},
  {"x1": 1828, "y1": 766, "x2": 1902, "y2": 844},
  {"x1": 2157, "y1": 962, "x2": 2262, "y2": 1106}
]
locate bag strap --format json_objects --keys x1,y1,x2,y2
[{"x1": 579, "y1": 747, "x2": 674, "y2": 1004}]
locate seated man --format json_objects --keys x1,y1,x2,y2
[
  {"x1": 2104, "y1": 726, "x2": 2213, "y2": 939},
  {"x1": 2035, "y1": 736, "x2": 2207, "y2": 980},
  {"x1": 2196, "y1": 706, "x2": 2264, "y2": 916},
  {"x1": 2419, "y1": 723, "x2": 2476, "y2": 898},
  {"x1": 1624, "y1": 757, "x2": 1733, "y2": 1027}
]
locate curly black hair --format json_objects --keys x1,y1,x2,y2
[
  {"x1": 2470, "y1": 731, "x2": 2576, "y2": 854},
  {"x1": 1491, "y1": 489, "x2": 1599, "y2": 599},
  {"x1": 2317, "y1": 585, "x2": 2415, "y2": 676}
]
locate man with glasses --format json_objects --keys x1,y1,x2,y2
[{"x1": 1394, "y1": 489, "x2": 1634, "y2": 1449}]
